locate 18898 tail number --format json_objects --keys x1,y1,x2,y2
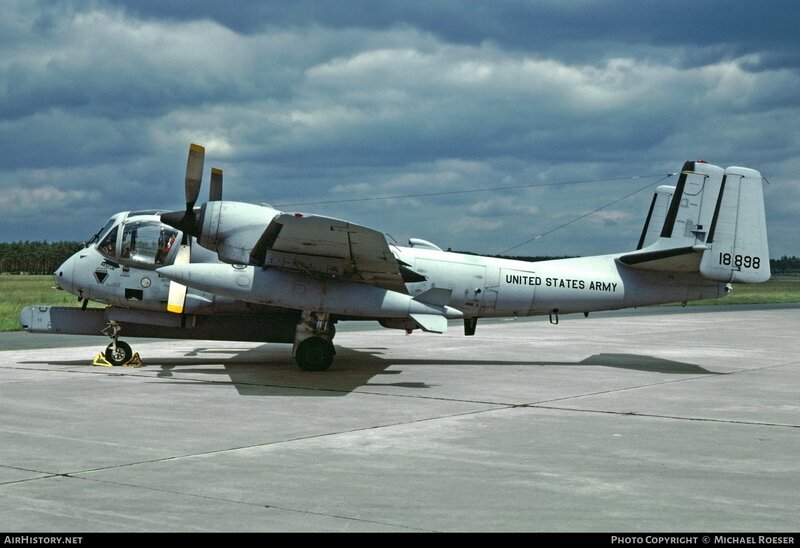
[{"x1": 719, "y1": 253, "x2": 760, "y2": 269}]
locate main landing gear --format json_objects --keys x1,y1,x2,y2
[{"x1": 293, "y1": 311, "x2": 336, "y2": 372}]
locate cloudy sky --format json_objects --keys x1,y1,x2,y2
[{"x1": 2, "y1": 0, "x2": 798, "y2": 257}]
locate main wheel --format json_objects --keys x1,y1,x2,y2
[
  {"x1": 295, "y1": 337, "x2": 335, "y2": 372},
  {"x1": 105, "y1": 341, "x2": 133, "y2": 366}
]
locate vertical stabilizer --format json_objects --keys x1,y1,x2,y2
[
  {"x1": 656, "y1": 161, "x2": 727, "y2": 249},
  {"x1": 699, "y1": 167, "x2": 770, "y2": 283},
  {"x1": 637, "y1": 185, "x2": 675, "y2": 250}
]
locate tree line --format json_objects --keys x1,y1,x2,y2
[
  {"x1": 0, "y1": 241, "x2": 85, "y2": 275},
  {"x1": 1, "y1": 240, "x2": 798, "y2": 275}
]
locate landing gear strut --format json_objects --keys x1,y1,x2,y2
[
  {"x1": 100, "y1": 321, "x2": 133, "y2": 366},
  {"x1": 293, "y1": 311, "x2": 336, "y2": 371}
]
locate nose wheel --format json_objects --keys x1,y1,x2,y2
[
  {"x1": 104, "y1": 340, "x2": 133, "y2": 366},
  {"x1": 96, "y1": 321, "x2": 141, "y2": 367}
]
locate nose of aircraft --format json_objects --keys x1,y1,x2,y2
[{"x1": 53, "y1": 253, "x2": 77, "y2": 294}]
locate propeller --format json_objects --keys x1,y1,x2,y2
[
  {"x1": 209, "y1": 167, "x2": 223, "y2": 201},
  {"x1": 185, "y1": 143, "x2": 205, "y2": 212},
  {"x1": 165, "y1": 143, "x2": 206, "y2": 314},
  {"x1": 161, "y1": 143, "x2": 205, "y2": 237}
]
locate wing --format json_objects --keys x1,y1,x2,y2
[{"x1": 249, "y1": 213, "x2": 409, "y2": 294}]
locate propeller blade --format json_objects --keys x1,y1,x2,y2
[
  {"x1": 209, "y1": 167, "x2": 223, "y2": 201},
  {"x1": 185, "y1": 143, "x2": 205, "y2": 211},
  {"x1": 166, "y1": 244, "x2": 191, "y2": 314}
]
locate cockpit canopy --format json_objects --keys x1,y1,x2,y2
[{"x1": 93, "y1": 211, "x2": 182, "y2": 269}]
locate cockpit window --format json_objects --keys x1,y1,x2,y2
[
  {"x1": 98, "y1": 226, "x2": 118, "y2": 256},
  {"x1": 88, "y1": 218, "x2": 117, "y2": 246},
  {"x1": 120, "y1": 221, "x2": 178, "y2": 265}
]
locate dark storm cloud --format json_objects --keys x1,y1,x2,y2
[
  {"x1": 108, "y1": 1, "x2": 800, "y2": 52},
  {"x1": 1, "y1": 0, "x2": 798, "y2": 257}
]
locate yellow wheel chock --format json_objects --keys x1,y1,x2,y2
[
  {"x1": 91, "y1": 352, "x2": 144, "y2": 367},
  {"x1": 92, "y1": 353, "x2": 113, "y2": 367},
  {"x1": 125, "y1": 353, "x2": 144, "y2": 367}
]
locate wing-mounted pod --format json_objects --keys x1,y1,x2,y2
[{"x1": 156, "y1": 263, "x2": 463, "y2": 330}]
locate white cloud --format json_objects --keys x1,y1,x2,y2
[
  {"x1": 0, "y1": 185, "x2": 99, "y2": 218},
  {"x1": 449, "y1": 216, "x2": 505, "y2": 234},
  {"x1": 468, "y1": 196, "x2": 540, "y2": 217},
  {"x1": 584, "y1": 209, "x2": 632, "y2": 224}
]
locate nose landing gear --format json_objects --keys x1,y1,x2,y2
[
  {"x1": 104, "y1": 340, "x2": 133, "y2": 366},
  {"x1": 93, "y1": 321, "x2": 142, "y2": 367}
]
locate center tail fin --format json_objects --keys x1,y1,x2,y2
[
  {"x1": 636, "y1": 184, "x2": 675, "y2": 250},
  {"x1": 620, "y1": 161, "x2": 770, "y2": 283}
]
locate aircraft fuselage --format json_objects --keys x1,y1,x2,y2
[{"x1": 395, "y1": 247, "x2": 727, "y2": 318}]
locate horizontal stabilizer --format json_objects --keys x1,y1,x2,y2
[
  {"x1": 410, "y1": 313, "x2": 448, "y2": 333},
  {"x1": 412, "y1": 287, "x2": 452, "y2": 307},
  {"x1": 618, "y1": 246, "x2": 701, "y2": 272}
]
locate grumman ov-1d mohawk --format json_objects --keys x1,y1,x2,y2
[{"x1": 21, "y1": 144, "x2": 770, "y2": 371}]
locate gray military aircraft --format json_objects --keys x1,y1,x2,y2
[{"x1": 21, "y1": 145, "x2": 770, "y2": 371}]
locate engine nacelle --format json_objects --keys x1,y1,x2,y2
[{"x1": 195, "y1": 201, "x2": 279, "y2": 265}]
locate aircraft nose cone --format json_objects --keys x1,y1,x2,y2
[
  {"x1": 53, "y1": 268, "x2": 63, "y2": 289},
  {"x1": 53, "y1": 254, "x2": 76, "y2": 293}
]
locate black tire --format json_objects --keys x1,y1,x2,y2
[
  {"x1": 105, "y1": 341, "x2": 133, "y2": 366},
  {"x1": 295, "y1": 337, "x2": 335, "y2": 372}
]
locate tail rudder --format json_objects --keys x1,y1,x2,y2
[
  {"x1": 698, "y1": 166, "x2": 770, "y2": 283},
  {"x1": 657, "y1": 161, "x2": 727, "y2": 249}
]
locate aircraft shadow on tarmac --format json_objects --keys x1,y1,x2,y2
[{"x1": 21, "y1": 344, "x2": 719, "y2": 397}]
